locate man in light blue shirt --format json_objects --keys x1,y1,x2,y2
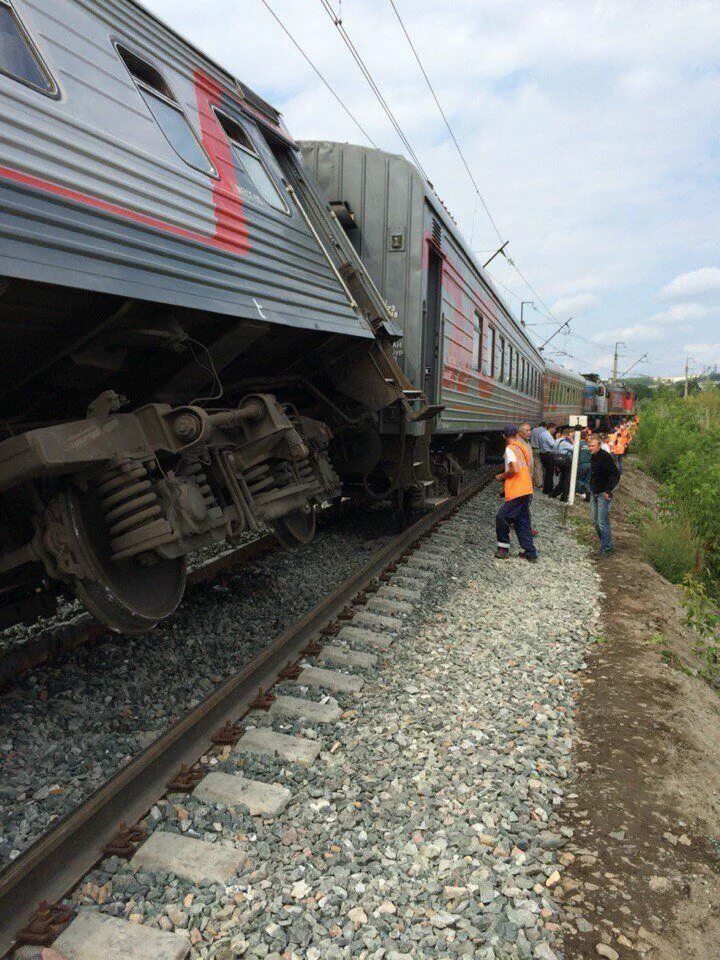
[{"x1": 536, "y1": 422, "x2": 558, "y2": 495}]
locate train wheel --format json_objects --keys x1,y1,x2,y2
[
  {"x1": 48, "y1": 487, "x2": 186, "y2": 634},
  {"x1": 273, "y1": 507, "x2": 316, "y2": 549}
]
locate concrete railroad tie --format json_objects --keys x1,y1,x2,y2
[
  {"x1": 367, "y1": 596, "x2": 413, "y2": 617},
  {"x1": 268, "y1": 693, "x2": 343, "y2": 722},
  {"x1": 377, "y1": 583, "x2": 422, "y2": 602},
  {"x1": 235, "y1": 727, "x2": 321, "y2": 765},
  {"x1": 297, "y1": 666, "x2": 364, "y2": 693},
  {"x1": 54, "y1": 910, "x2": 190, "y2": 960},
  {"x1": 394, "y1": 564, "x2": 433, "y2": 581},
  {"x1": 131, "y1": 831, "x2": 244, "y2": 885},
  {"x1": 336, "y1": 625, "x2": 393, "y2": 650},
  {"x1": 193, "y1": 772, "x2": 292, "y2": 815},
  {"x1": 316, "y1": 645, "x2": 377, "y2": 669},
  {"x1": 353, "y1": 610, "x2": 404, "y2": 632},
  {"x1": 405, "y1": 552, "x2": 444, "y2": 571}
]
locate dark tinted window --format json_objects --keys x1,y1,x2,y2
[
  {"x1": 216, "y1": 111, "x2": 288, "y2": 213},
  {"x1": 0, "y1": 1, "x2": 54, "y2": 93},
  {"x1": 117, "y1": 44, "x2": 214, "y2": 175}
]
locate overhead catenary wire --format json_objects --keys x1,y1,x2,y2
[
  {"x1": 257, "y1": 0, "x2": 378, "y2": 148},
  {"x1": 271, "y1": 0, "x2": 674, "y2": 379},
  {"x1": 319, "y1": 0, "x2": 429, "y2": 181},
  {"x1": 386, "y1": 0, "x2": 504, "y2": 244}
]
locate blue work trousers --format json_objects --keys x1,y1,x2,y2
[
  {"x1": 590, "y1": 492, "x2": 613, "y2": 552},
  {"x1": 496, "y1": 494, "x2": 536, "y2": 558}
]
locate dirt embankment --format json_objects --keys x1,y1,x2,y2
[{"x1": 561, "y1": 460, "x2": 720, "y2": 960}]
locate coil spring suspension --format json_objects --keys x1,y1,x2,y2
[
  {"x1": 295, "y1": 454, "x2": 315, "y2": 486},
  {"x1": 95, "y1": 460, "x2": 177, "y2": 561},
  {"x1": 181, "y1": 459, "x2": 218, "y2": 513}
]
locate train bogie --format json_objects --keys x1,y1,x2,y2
[{"x1": 0, "y1": 0, "x2": 434, "y2": 632}]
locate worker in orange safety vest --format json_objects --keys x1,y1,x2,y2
[{"x1": 494, "y1": 424, "x2": 537, "y2": 561}]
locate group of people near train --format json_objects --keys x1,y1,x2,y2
[{"x1": 494, "y1": 418, "x2": 637, "y2": 562}]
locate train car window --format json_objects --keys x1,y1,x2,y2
[
  {"x1": 499, "y1": 337, "x2": 506, "y2": 381},
  {"x1": 481, "y1": 321, "x2": 492, "y2": 377},
  {"x1": 489, "y1": 326, "x2": 496, "y2": 378},
  {"x1": 116, "y1": 44, "x2": 215, "y2": 175},
  {"x1": 508, "y1": 345, "x2": 513, "y2": 386},
  {"x1": 472, "y1": 313, "x2": 482, "y2": 370},
  {"x1": 215, "y1": 111, "x2": 289, "y2": 213},
  {"x1": 0, "y1": 0, "x2": 56, "y2": 94}
]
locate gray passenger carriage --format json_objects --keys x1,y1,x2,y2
[
  {"x1": 541, "y1": 359, "x2": 587, "y2": 425},
  {"x1": 300, "y1": 142, "x2": 544, "y2": 463},
  {"x1": 0, "y1": 0, "x2": 432, "y2": 632}
]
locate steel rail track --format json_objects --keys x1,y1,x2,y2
[{"x1": 0, "y1": 470, "x2": 494, "y2": 954}]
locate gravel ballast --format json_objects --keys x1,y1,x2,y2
[
  {"x1": 0, "y1": 507, "x2": 400, "y2": 867},
  {"x1": 62, "y1": 486, "x2": 601, "y2": 960}
]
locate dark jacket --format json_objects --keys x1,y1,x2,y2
[{"x1": 590, "y1": 449, "x2": 620, "y2": 495}]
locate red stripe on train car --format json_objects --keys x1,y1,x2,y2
[
  {"x1": 0, "y1": 69, "x2": 252, "y2": 257},
  {"x1": 0, "y1": 163, "x2": 235, "y2": 250},
  {"x1": 193, "y1": 70, "x2": 250, "y2": 255}
]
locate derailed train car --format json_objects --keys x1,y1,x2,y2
[
  {"x1": 0, "y1": 0, "x2": 435, "y2": 632},
  {"x1": 300, "y1": 142, "x2": 545, "y2": 474}
]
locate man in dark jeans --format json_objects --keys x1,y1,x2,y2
[
  {"x1": 536, "y1": 422, "x2": 558, "y2": 495},
  {"x1": 549, "y1": 427, "x2": 573, "y2": 501},
  {"x1": 588, "y1": 434, "x2": 620, "y2": 555}
]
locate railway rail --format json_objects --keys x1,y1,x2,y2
[{"x1": 0, "y1": 469, "x2": 495, "y2": 956}]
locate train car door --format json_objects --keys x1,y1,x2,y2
[{"x1": 423, "y1": 246, "x2": 443, "y2": 403}]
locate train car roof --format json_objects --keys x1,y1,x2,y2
[
  {"x1": 126, "y1": 0, "x2": 294, "y2": 144},
  {"x1": 543, "y1": 359, "x2": 588, "y2": 384},
  {"x1": 304, "y1": 141, "x2": 543, "y2": 363}
]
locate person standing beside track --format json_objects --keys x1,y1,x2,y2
[
  {"x1": 588, "y1": 433, "x2": 620, "y2": 556},
  {"x1": 536, "y1": 422, "x2": 558, "y2": 496},
  {"x1": 550, "y1": 428, "x2": 574, "y2": 502},
  {"x1": 530, "y1": 421, "x2": 546, "y2": 488},
  {"x1": 494, "y1": 425, "x2": 537, "y2": 562},
  {"x1": 517, "y1": 422, "x2": 534, "y2": 473}
]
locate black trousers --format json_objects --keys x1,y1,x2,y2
[
  {"x1": 552, "y1": 461, "x2": 571, "y2": 500},
  {"x1": 540, "y1": 453, "x2": 556, "y2": 495}
]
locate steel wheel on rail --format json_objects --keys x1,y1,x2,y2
[
  {"x1": 45, "y1": 486, "x2": 186, "y2": 634},
  {"x1": 272, "y1": 506, "x2": 317, "y2": 549}
]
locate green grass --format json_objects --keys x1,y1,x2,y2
[
  {"x1": 641, "y1": 517, "x2": 700, "y2": 584},
  {"x1": 569, "y1": 514, "x2": 595, "y2": 546}
]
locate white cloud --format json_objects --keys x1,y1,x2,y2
[
  {"x1": 597, "y1": 323, "x2": 687, "y2": 344},
  {"x1": 683, "y1": 342, "x2": 720, "y2": 365},
  {"x1": 658, "y1": 268, "x2": 720, "y2": 301},
  {"x1": 549, "y1": 293, "x2": 598, "y2": 316}
]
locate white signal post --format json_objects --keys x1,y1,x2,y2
[{"x1": 566, "y1": 415, "x2": 588, "y2": 508}]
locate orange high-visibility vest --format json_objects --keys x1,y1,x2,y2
[{"x1": 505, "y1": 441, "x2": 534, "y2": 501}]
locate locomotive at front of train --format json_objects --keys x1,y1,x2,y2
[
  {"x1": 0, "y1": 0, "x2": 434, "y2": 632},
  {"x1": 300, "y1": 141, "x2": 545, "y2": 476}
]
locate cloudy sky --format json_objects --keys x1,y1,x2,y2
[{"x1": 145, "y1": 0, "x2": 719, "y2": 378}]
